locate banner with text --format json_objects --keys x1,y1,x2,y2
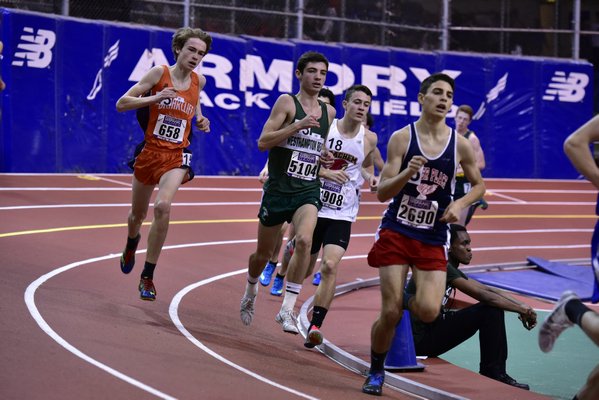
[{"x1": 0, "y1": 8, "x2": 593, "y2": 178}]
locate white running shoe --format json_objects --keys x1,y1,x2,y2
[
  {"x1": 538, "y1": 290, "x2": 578, "y2": 353},
  {"x1": 240, "y1": 295, "x2": 256, "y2": 326},
  {"x1": 275, "y1": 309, "x2": 299, "y2": 334}
]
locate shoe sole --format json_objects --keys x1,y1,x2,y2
[
  {"x1": 362, "y1": 388, "x2": 382, "y2": 396},
  {"x1": 304, "y1": 329, "x2": 323, "y2": 348}
]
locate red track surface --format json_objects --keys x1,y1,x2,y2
[{"x1": 1, "y1": 174, "x2": 598, "y2": 399}]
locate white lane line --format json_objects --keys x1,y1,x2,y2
[
  {"x1": 351, "y1": 230, "x2": 594, "y2": 237},
  {"x1": 467, "y1": 229, "x2": 594, "y2": 234},
  {"x1": 24, "y1": 253, "x2": 177, "y2": 400},
  {"x1": 488, "y1": 191, "x2": 527, "y2": 203},
  {"x1": 0, "y1": 187, "x2": 263, "y2": 192},
  {"x1": 2, "y1": 201, "x2": 596, "y2": 211},
  {"x1": 486, "y1": 201, "x2": 595, "y2": 205},
  {"x1": 24, "y1": 238, "x2": 316, "y2": 400},
  {"x1": 491, "y1": 189, "x2": 596, "y2": 194},
  {"x1": 169, "y1": 273, "x2": 319, "y2": 400},
  {"x1": 93, "y1": 176, "x2": 133, "y2": 187},
  {"x1": 0, "y1": 173, "x2": 257, "y2": 179},
  {"x1": 0, "y1": 202, "x2": 261, "y2": 211}
]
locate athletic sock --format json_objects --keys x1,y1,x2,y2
[
  {"x1": 247, "y1": 273, "x2": 259, "y2": 285},
  {"x1": 141, "y1": 262, "x2": 156, "y2": 279},
  {"x1": 126, "y1": 234, "x2": 140, "y2": 249},
  {"x1": 370, "y1": 349, "x2": 388, "y2": 373},
  {"x1": 275, "y1": 273, "x2": 286, "y2": 279},
  {"x1": 245, "y1": 274, "x2": 259, "y2": 296},
  {"x1": 281, "y1": 282, "x2": 302, "y2": 311},
  {"x1": 310, "y1": 306, "x2": 328, "y2": 328},
  {"x1": 565, "y1": 299, "x2": 591, "y2": 326},
  {"x1": 267, "y1": 260, "x2": 278, "y2": 268}
]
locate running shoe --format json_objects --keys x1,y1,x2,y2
[
  {"x1": 120, "y1": 234, "x2": 140, "y2": 274},
  {"x1": 538, "y1": 290, "x2": 578, "y2": 352},
  {"x1": 259, "y1": 262, "x2": 276, "y2": 286},
  {"x1": 270, "y1": 275, "x2": 284, "y2": 296},
  {"x1": 138, "y1": 277, "x2": 156, "y2": 301},
  {"x1": 240, "y1": 295, "x2": 256, "y2": 326},
  {"x1": 304, "y1": 325, "x2": 323, "y2": 348},
  {"x1": 312, "y1": 272, "x2": 321, "y2": 286},
  {"x1": 362, "y1": 370, "x2": 385, "y2": 396},
  {"x1": 480, "y1": 198, "x2": 489, "y2": 210},
  {"x1": 275, "y1": 309, "x2": 299, "y2": 334}
]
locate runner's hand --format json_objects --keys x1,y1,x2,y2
[{"x1": 196, "y1": 115, "x2": 210, "y2": 132}]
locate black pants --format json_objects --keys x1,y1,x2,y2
[{"x1": 414, "y1": 303, "x2": 507, "y2": 376}]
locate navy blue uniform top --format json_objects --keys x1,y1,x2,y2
[{"x1": 380, "y1": 123, "x2": 457, "y2": 246}]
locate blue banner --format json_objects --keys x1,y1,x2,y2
[{"x1": 0, "y1": 8, "x2": 594, "y2": 178}]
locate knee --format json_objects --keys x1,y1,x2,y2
[
  {"x1": 480, "y1": 304, "x2": 504, "y2": 320},
  {"x1": 381, "y1": 307, "x2": 403, "y2": 327},
  {"x1": 321, "y1": 258, "x2": 337, "y2": 276},
  {"x1": 417, "y1": 306, "x2": 441, "y2": 323},
  {"x1": 293, "y1": 233, "x2": 312, "y2": 254},
  {"x1": 153, "y1": 200, "x2": 172, "y2": 219}
]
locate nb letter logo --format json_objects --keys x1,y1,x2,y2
[
  {"x1": 12, "y1": 27, "x2": 56, "y2": 68},
  {"x1": 542, "y1": 71, "x2": 589, "y2": 102}
]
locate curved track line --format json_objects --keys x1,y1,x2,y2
[
  {"x1": 169, "y1": 272, "x2": 319, "y2": 400},
  {"x1": 24, "y1": 254, "x2": 177, "y2": 400},
  {"x1": 24, "y1": 238, "x2": 315, "y2": 400}
]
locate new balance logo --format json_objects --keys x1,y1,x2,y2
[
  {"x1": 12, "y1": 27, "x2": 56, "y2": 68},
  {"x1": 543, "y1": 71, "x2": 589, "y2": 102}
]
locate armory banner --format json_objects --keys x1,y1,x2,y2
[{"x1": 0, "y1": 8, "x2": 594, "y2": 178}]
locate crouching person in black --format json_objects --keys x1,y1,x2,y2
[{"x1": 404, "y1": 224, "x2": 536, "y2": 390}]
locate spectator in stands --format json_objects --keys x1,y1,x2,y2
[
  {"x1": 405, "y1": 224, "x2": 535, "y2": 390},
  {"x1": 454, "y1": 104, "x2": 487, "y2": 225},
  {"x1": 115, "y1": 27, "x2": 212, "y2": 301},
  {"x1": 538, "y1": 115, "x2": 599, "y2": 400}
]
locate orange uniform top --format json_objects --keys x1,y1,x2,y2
[{"x1": 137, "y1": 65, "x2": 200, "y2": 150}]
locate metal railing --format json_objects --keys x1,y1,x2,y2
[{"x1": 3, "y1": 0, "x2": 598, "y2": 61}]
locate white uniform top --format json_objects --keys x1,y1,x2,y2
[{"x1": 319, "y1": 119, "x2": 366, "y2": 222}]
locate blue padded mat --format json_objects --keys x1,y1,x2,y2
[
  {"x1": 468, "y1": 262, "x2": 593, "y2": 301},
  {"x1": 527, "y1": 257, "x2": 593, "y2": 284}
]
